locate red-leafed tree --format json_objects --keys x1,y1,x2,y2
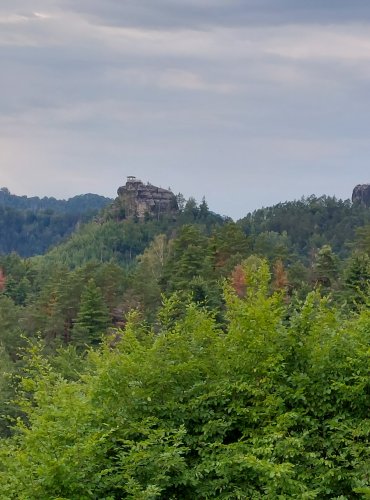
[
  {"x1": 0, "y1": 268, "x2": 6, "y2": 292},
  {"x1": 272, "y1": 259, "x2": 289, "y2": 291},
  {"x1": 231, "y1": 264, "x2": 246, "y2": 298}
]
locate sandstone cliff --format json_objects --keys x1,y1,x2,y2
[
  {"x1": 352, "y1": 184, "x2": 370, "y2": 207},
  {"x1": 112, "y1": 177, "x2": 178, "y2": 219}
]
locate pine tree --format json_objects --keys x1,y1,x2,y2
[
  {"x1": 313, "y1": 244, "x2": 339, "y2": 289},
  {"x1": 162, "y1": 225, "x2": 212, "y2": 292},
  {"x1": 198, "y1": 196, "x2": 209, "y2": 219},
  {"x1": 211, "y1": 223, "x2": 250, "y2": 274},
  {"x1": 72, "y1": 278, "x2": 110, "y2": 347}
]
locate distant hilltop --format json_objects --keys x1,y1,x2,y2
[
  {"x1": 111, "y1": 176, "x2": 178, "y2": 220},
  {"x1": 0, "y1": 187, "x2": 112, "y2": 214},
  {"x1": 352, "y1": 184, "x2": 370, "y2": 207}
]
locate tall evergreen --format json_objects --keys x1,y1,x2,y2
[{"x1": 72, "y1": 278, "x2": 111, "y2": 347}]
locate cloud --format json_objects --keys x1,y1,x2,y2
[
  {"x1": 58, "y1": 0, "x2": 370, "y2": 29},
  {"x1": 1, "y1": 0, "x2": 370, "y2": 217},
  {"x1": 265, "y1": 25, "x2": 370, "y2": 62}
]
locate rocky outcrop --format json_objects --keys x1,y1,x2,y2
[
  {"x1": 352, "y1": 184, "x2": 370, "y2": 207},
  {"x1": 113, "y1": 177, "x2": 178, "y2": 219}
]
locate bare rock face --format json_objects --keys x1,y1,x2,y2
[
  {"x1": 352, "y1": 184, "x2": 370, "y2": 207},
  {"x1": 114, "y1": 177, "x2": 178, "y2": 219}
]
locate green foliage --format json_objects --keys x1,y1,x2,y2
[
  {"x1": 0, "y1": 189, "x2": 111, "y2": 257},
  {"x1": 343, "y1": 251, "x2": 370, "y2": 308},
  {"x1": 312, "y1": 244, "x2": 340, "y2": 290},
  {"x1": 0, "y1": 187, "x2": 111, "y2": 214},
  {"x1": 253, "y1": 230, "x2": 292, "y2": 263},
  {"x1": 210, "y1": 223, "x2": 251, "y2": 275},
  {"x1": 43, "y1": 216, "x2": 217, "y2": 270},
  {"x1": 0, "y1": 346, "x2": 17, "y2": 437},
  {"x1": 1, "y1": 263, "x2": 370, "y2": 497},
  {"x1": 0, "y1": 295, "x2": 25, "y2": 360},
  {"x1": 3, "y1": 187, "x2": 370, "y2": 497},
  {"x1": 130, "y1": 235, "x2": 171, "y2": 320},
  {"x1": 239, "y1": 195, "x2": 370, "y2": 259},
  {"x1": 72, "y1": 279, "x2": 111, "y2": 347},
  {"x1": 162, "y1": 225, "x2": 213, "y2": 292},
  {"x1": 176, "y1": 197, "x2": 224, "y2": 227}
]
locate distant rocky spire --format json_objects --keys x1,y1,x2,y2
[
  {"x1": 352, "y1": 184, "x2": 370, "y2": 207},
  {"x1": 112, "y1": 177, "x2": 178, "y2": 219}
]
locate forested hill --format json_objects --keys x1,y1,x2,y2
[
  {"x1": 44, "y1": 192, "x2": 370, "y2": 270},
  {"x1": 238, "y1": 195, "x2": 370, "y2": 258},
  {"x1": 0, "y1": 187, "x2": 113, "y2": 257},
  {"x1": 0, "y1": 187, "x2": 112, "y2": 213},
  {"x1": 2, "y1": 186, "x2": 370, "y2": 262}
]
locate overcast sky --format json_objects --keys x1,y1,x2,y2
[{"x1": 1, "y1": 1, "x2": 370, "y2": 219}]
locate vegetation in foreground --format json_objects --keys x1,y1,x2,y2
[
  {"x1": 1, "y1": 194, "x2": 370, "y2": 497},
  {"x1": 1, "y1": 260, "x2": 370, "y2": 498}
]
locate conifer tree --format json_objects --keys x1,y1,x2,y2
[
  {"x1": 313, "y1": 244, "x2": 339, "y2": 289},
  {"x1": 72, "y1": 278, "x2": 110, "y2": 347},
  {"x1": 162, "y1": 225, "x2": 212, "y2": 292}
]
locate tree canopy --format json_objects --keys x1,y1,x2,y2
[{"x1": 1, "y1": 261, "x2": 370, "y2": 498}]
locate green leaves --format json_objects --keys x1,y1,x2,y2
[{"x1": 1, "y1": 260, "x2": 370, "y2": 497}]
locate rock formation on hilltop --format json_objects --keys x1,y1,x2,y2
[
  {"x1": 112, "y1": 176, "x2": 178, "y2": 220},
  {"x1": 352, "y1": 184, "x2": 370, "y2": 207}
]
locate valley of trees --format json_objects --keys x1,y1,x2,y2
[{"x1": 1, "y1": 192, "x2": 370, "y2": 497}]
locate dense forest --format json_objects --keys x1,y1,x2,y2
[
  {"x1": 1, "y1": 190, "x2": 370, "y2": 497},
  {"x1": 0, "y1": 187, "x2": 112, "y2": 256}
]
